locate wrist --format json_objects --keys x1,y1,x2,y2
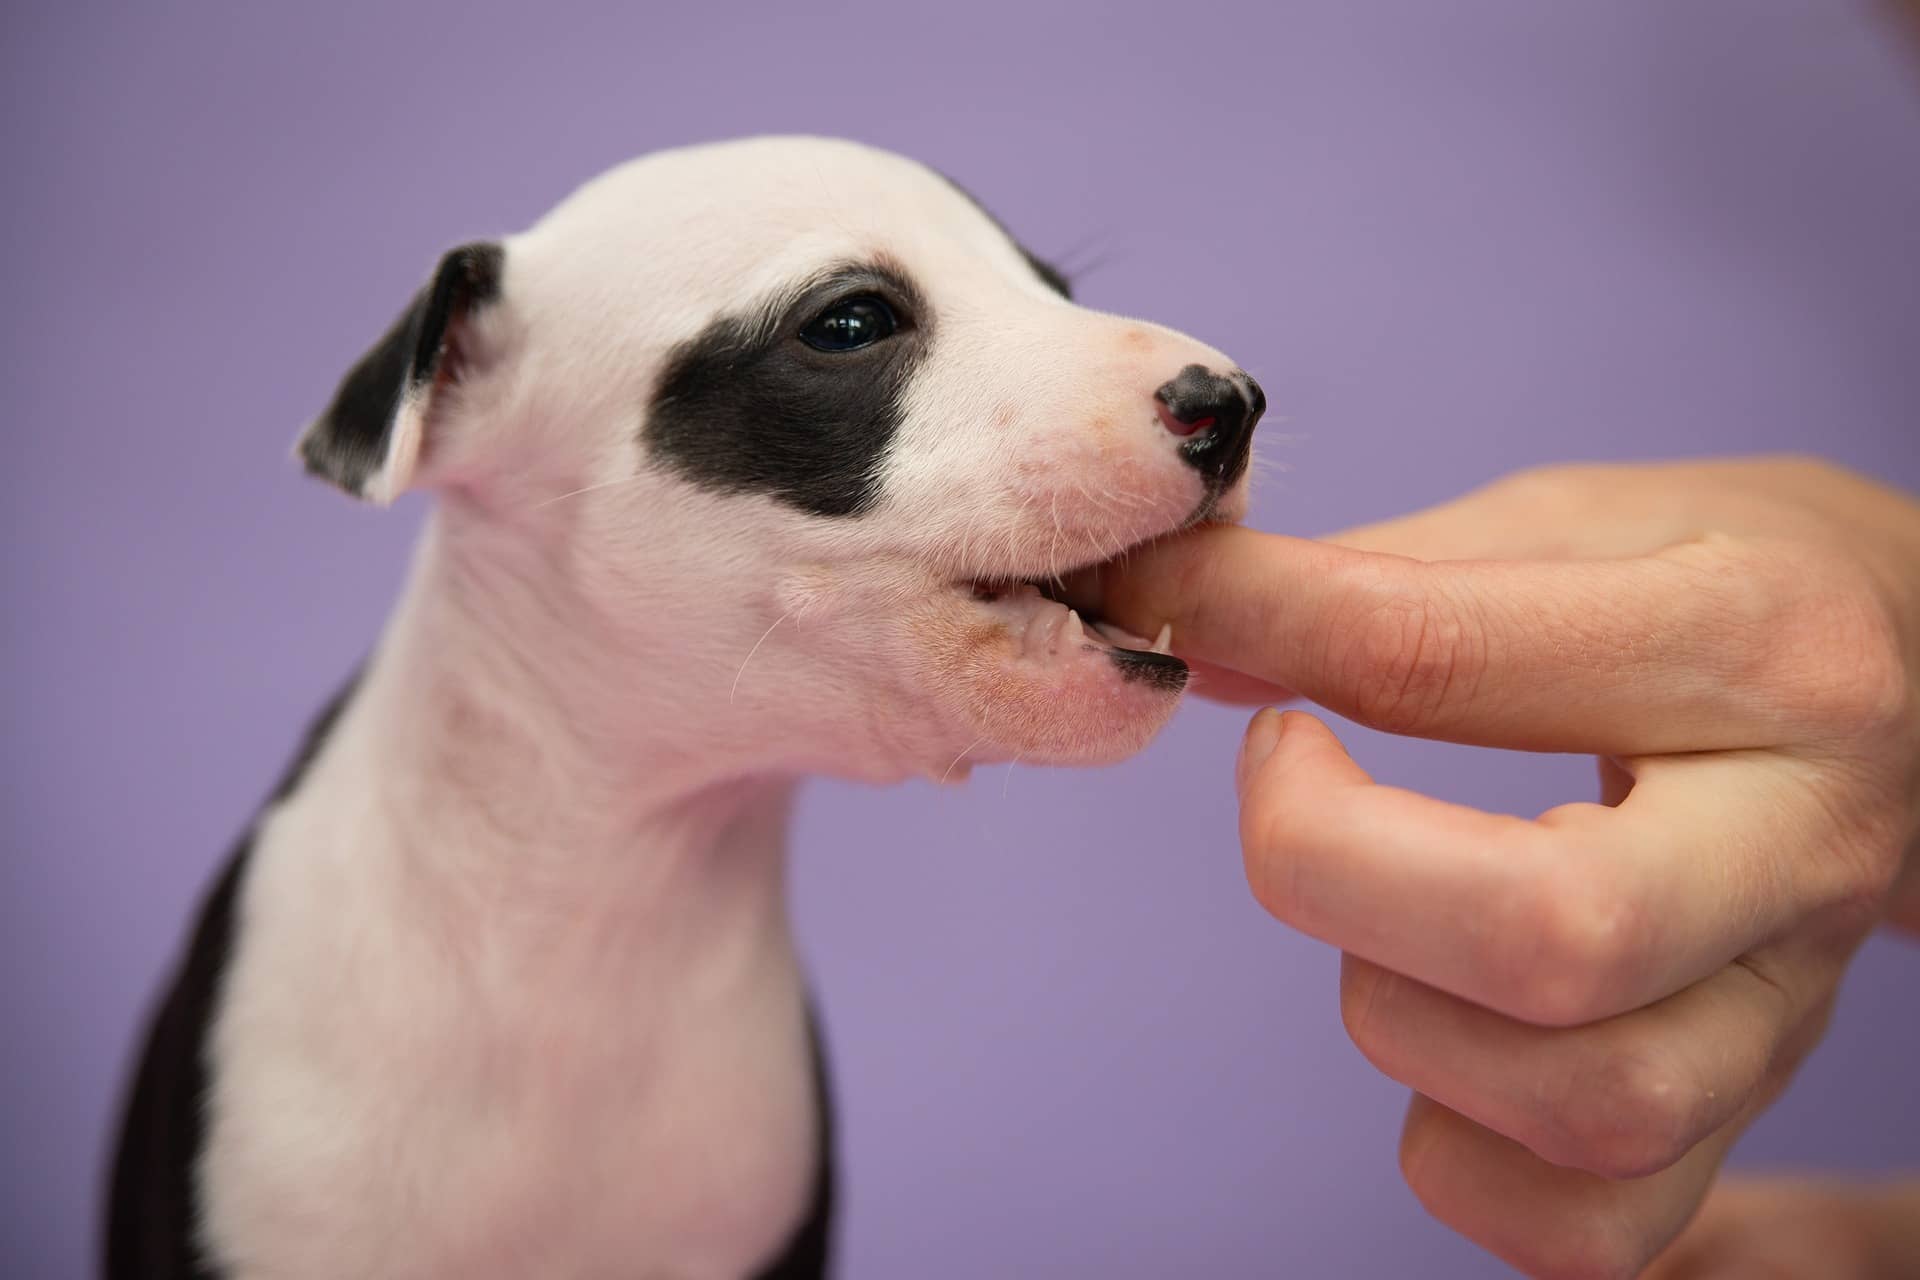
[{"x1": 1861, "y1": 1181, "x2": 1920, "y2": 1277}]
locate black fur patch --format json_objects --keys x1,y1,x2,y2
[
  {"x1": 936, "y1": 172, "x2": 1074, "y2": 300},
  {"x1": 749, "y1": 1010, "x2": 835, "y2": 1278},
  {"x1": 1107, "y1": 647, "x2": 1190, "y2": 692},
  {"x1": 1019, "y1": 248, "x2": 1073, "y2": 300},
  {"x1": 301, "y1": 242, "x2": 504, "y2": 496},
  {"x1": 103, "y1": 669, "x2": 841, "y2": 1278},
  {"x1": 646, "y1": 259, "x2": 932, "y2": 518},
  {"x1": 105, "y1": 675, "x2": 363, "y2": 1279}
]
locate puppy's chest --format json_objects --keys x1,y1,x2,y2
[{"x1": 199, "y1": 817, "x2": 818, "y2": 1279}]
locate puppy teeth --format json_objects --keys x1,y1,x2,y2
[
  {"x1": 1093, "y1": 620, "x2": 1154, "y2": 650},
  {"x1": 1062, "y1": 609, "x2": 1085, "y2": 650},
  {"x1": 1152, "y1": 623, "x2": 1173, "y2": 655},
  {"x1": 1022, "y1": 612, "x2": 1047, "y2": 660},
  {"x1": 1023, "y1": 605, "x2": 1061, "y2": 660}
]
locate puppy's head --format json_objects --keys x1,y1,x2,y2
[{"x1": 300, "y1": 137, "x2": 1262, "y2": 782}]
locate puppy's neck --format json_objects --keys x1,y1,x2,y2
[
  {"x1": 336, "y1": 503, "x2": 801, "y2": 941},
  {"x1": 201, "y1": 501, "x2": 821, "y2": 1277}
]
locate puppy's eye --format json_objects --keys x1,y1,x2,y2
[{"x1": 798, "y1": 295, "x2": 898, "y2": 352}]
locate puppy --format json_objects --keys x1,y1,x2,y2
[{"x1": 107, "y1": 135, "x2": 1263, "y2": 1279}]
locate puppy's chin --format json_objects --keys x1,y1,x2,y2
[{"x1": 907, "y1": 590, "x2": 1188, "y2": 770}]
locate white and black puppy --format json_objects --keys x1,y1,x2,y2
[{"x1": 108, "y1": 136, "x2": 1263, "y2": 1279}]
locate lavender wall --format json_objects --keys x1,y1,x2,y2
[{"x1": 7, "y1": 3, "x2": 1919, "y2": 1275}]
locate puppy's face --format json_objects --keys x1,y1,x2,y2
[{"x1": 302, "y1": 137, "x2": 1262, "y2": 781}]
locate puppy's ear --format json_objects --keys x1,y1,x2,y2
[{"x1": 296, "y1": 241, "x2": 504, "y2": 504}]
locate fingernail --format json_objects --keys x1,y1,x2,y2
[{"x1": 1236, "y1": 708, "x2": 1285, "y2": 799}]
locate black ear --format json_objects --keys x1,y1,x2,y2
[{"x1": 296, "y1": 241, "x2": 504, "y2": 503}]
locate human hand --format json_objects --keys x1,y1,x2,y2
[
  {"x1": 1073, "y1": 457, "x2": 1920, "y2": 1276},
  {"x1": 1643, "y1": 1175, "x2": 1920, "y2": 1278}
]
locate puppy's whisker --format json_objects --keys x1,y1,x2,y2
[
  {"x1": 1055, "y1": 229, "x2": 1108, "y2": 263},
  {"x1": 1072, "y1": 504, "x2": 1124, "y2": 566},
  {"x1": 1047, "y1": 492, "x2": 1066, "y2": 577},
  {"x1": 994, "y1": 492, "x2": 1039, "y2": 573},
  {"x1": 531, "y1": 473, "x2": 647, "y2": 510},
  {"x1": 1061, "y1": 245, "x2": 1124, "y2": 283},
  {"x1": 729, "y1": 610, "x2": 793, "y2": 705},
  {"x1": 955, "y1": 495, "x2": 989, "y2": 576},
  {"x1": 939, "y1": 736, "x2": 986, "y2": 785},
  {"x1": 1081, "y1": 475, "x2": 1151, "y2": 515},
  {"x1": 1094, "y1": 481, "x2": 1149, "y2": 529},
  {"x1": 1000, "y1": 756, "x2": 1025, "y2": 802},
  {"x1": 1053, "y1": 230, "x2": 1121, "y2": 285},
  {"x1": 1065, "y1": 480, "x2": 1151, "y2": 568}
]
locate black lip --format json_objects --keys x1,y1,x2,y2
[
  {"x1": 959, "y1": 579, "x2": 1189, "y2": 691},
  {"x1": 1106, "y1": 646, "x2": 1189, "y2": 691}
]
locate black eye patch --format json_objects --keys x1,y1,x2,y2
[{"x1": 645, "y1": 260, "x2": 931, "y2": 518}]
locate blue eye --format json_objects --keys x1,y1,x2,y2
[{"x1": 798, "y1": 295, "x2": 898, "y2": 352}]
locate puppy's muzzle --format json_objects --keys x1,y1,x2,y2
[{"x1": 1155, "y1": 364, "x2": 1265, "y2": 490}]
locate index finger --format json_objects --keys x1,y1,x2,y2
[
  {"x1": 1239, "y1": 711, "x2": 1843, "y2": 1026},
  {"x1": 1084, "y1": 523, "x2": 1799, "y2": 755}
]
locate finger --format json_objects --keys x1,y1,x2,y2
[
  {"x1": 1077, "y1": 522, "x2": 1810, "y2": 755},
  {"x1": 1399, "y1": 1092, "x2": 1742, "y2": 1280},
  {"x1": 1182, "y1": 656, "x2": 1296, "y2": 707},
  {"x1": 1339, "y1": 946, "x2": 1823, "y2": 1183},
  {"x1": 1598, "y1": 755, "x2": 1635, "y2": 807},
  {"x1": 1885, "y1": 853, "x2": 1920, "y2": 937},
  {"x1": 1326, "y1": 501, "x2": 1575, "y2": 559},
  {"x1": 1240, "y1": 713, "x2": 1856, "y2": 1025},
  {"x1": 1645, "y1": 1177, "x2": 1920, "y2": 1279},
  {"x1": 1322, "y1": 464, "x2": 1702, "y2": 561}
]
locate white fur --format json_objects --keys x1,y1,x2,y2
[{"x1": 200, "y1": 137, "x2": 1252, "y2": 1277}]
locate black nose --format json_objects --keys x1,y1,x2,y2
[{"x1": 1155, "y1": 364, "x2": 1264, "y2": 487}]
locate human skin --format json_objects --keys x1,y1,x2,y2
[
  {"x1": 1645, "y1": 1177, "x2": 1920, "y2": 1279},
  {"x1": 1071, "y1": 457, "x2": 1920, "y2": 1277}
]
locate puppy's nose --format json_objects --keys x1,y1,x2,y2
[{"x1": 1155, "y1": 364, "x2": 1264, "y2": 487}]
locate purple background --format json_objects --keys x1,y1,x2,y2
[{"x1": 6, "y1": 2, "x2": 1919, "y2": 1275}]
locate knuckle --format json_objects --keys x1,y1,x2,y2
[
  {"x1": 1399, "y1": 1103, "x2": 1654, "y2": 1280},
  {"x1": 1707, "y1": 540, "x2": 1912, "y2": 740},
  {"x1": 1239, "y1": 791, "x2": 1307, "y2": 925},
  {"x1": 1803, "y1": 596, "x2": 1911, "y2": 740},
  {"x1": 1813, "y1": 816, "x2": 1909, "y2": 929},
  {"x1": 1780, "y1": 993, "x2": 1840, "y2": 1077},
  {"x1": 1331, "y1": 579, "x2": 1483, "y2": 734},
  {"x1": 1493, "y1": 870, "x2": 1643, "y2": 1027},
  {"x1": 1338, "y1": 960, "x2": 1400, "y2": 1068},
  {"x1": 1659, "y1": 534, "x2": 1786, "y2": 677},
  {"x1": 1484, "y1": 463, "x2": 1598, "y2": 511},
  {"x1": 1757, "y1": 452, "x2": 1852, "y2": 488},
  {"x1": 1541, "y1": 1047, "x2": 1707, "y2": 1180},
  {"x1": 1395, "y1": 1098, "x2": 1451, "y2": 1202}
]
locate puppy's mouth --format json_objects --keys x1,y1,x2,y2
[{"x1": 955, "y1": 570, "x2": 1187, "y2": 689}]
